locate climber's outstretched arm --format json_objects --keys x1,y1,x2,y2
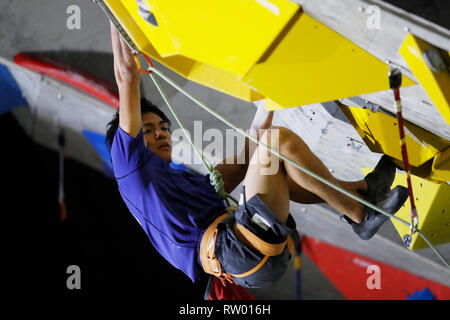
[{"x1": 110, "y1": 22, "x2": 142, "y2": 138}]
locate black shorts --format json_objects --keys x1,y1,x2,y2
[{"x1": 214, "y1": 193, "x2": 299, "y2": 288}]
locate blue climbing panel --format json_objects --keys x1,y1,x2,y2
[
  {"x1": 82, "y1": 129, "x2": 113, "y2": 176},
  {"x1": 0, "y1": 64, "x2": 28, "y2": 115}
]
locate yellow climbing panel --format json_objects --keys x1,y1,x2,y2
[
  {"x1": 400, "y1": 34, "x2": 450, "y2": 125},
  {"x1": 431, "y1": 147, "x2": 450, "y2": 182},
  {"x1": 347, "y1": 101, "x2": 450, "y2": 248},
  {"x1": 115, "y1": 0, "x2": 299, "y2": 76},
  {"x1": 340, "y1": 105, "x2": 450, "y2": 182},
  {"x1": 242, "y1": 11, "x2": 415, "y2": 108},
  {"x1": 103, "y1": 0, "x2": 270, "y2": 102},
  {"x1": 103, "y1": 0, "x2": 414, "y2": 108}
]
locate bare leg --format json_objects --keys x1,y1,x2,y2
[
  {"x1": 244, "y1": 127, "x2": 367, "y2": 224},
  {"x1": 287, "y1": 177, "x2": 367, "y2": 205},
  {"x1": 244, "y1": 134, "x2": 290, "y2": 224},
  {"x1": 287, "y1": 177, "x2": 324, "y2": 204}
]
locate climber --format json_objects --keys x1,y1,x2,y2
[{"x1": 105, "y1": 24, "x2": 409, "y2": 288}]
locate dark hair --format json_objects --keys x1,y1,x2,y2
[{"x1": 105, "y1": 97, "x2": 171, "y2": 152}]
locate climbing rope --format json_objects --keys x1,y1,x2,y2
[
  {"x1": 142, "y1": 58, "x2": 408, "y2": 223},
  {"x1": 389, "y1": 67, "x2": 419, "y2": 237},
  {"x1": 98, "y1": 0, "x2": 240, "y2": 206},
  {"x1": 57, "y1": 125, "x2": 67, "y2": 222},
  {"x1": 133, "y1": 53, "x2": 449, "y2": 270},
  {"x1": 138, "y1": 53, "x2": 238, "y2": 207}
]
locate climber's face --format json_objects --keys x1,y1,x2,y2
[{"x1": 142, "y1": 112, "x2": 172, "y2": 162}]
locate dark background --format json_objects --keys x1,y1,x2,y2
[
  {"x1": 0, "y1": 112, "x2": 208, "y2": 299},
  {"x1": 382, "y1": 0, "x2": 450, "y2": 29}
]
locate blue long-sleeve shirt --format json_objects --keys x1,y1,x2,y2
[{"x1": 111, "y1": 127, "x2": 226, "y2": 282}]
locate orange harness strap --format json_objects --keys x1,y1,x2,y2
[
  {"x1": 234, "y1": 223, "x2": 293, "y2": 256},
  {"x1": 200, "y1": 213, "x2": 233, "y2": 285},
  {"x1": 232, "y1": 223, "x2": 295, "y2": 279},
  {"x1": 200, "y1": 213, "x2": 296, "y2": 285}
]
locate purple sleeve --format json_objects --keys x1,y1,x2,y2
[{"x1": 110, "y1": 126, "x2": 162, "y2": 178}]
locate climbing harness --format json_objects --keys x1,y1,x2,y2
[{"x1": 199, "y1": 186, "x2": 300, "y2": 286}]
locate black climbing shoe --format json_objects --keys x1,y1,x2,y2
[
  {"x1": 360, "y1": 155, "x2": 397, "y2": 203},
  {"x1": 340, "y1": 155, "x2": 397, "y2": 226},
  {"x1": 352, "y1": 185, "x2": 409, "y2": 240}
]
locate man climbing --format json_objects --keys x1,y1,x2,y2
[{"x1": 106, "y1": 24, "x2": 409, "y2": 289}]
